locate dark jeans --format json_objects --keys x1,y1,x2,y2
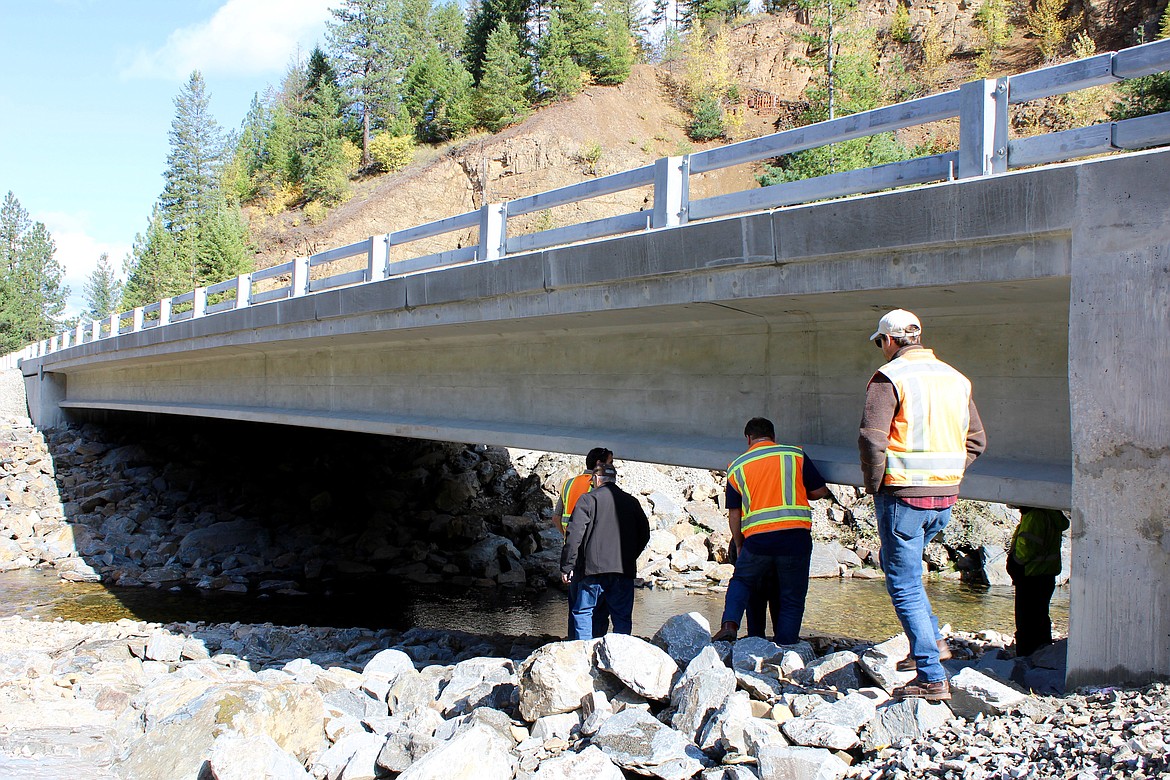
[
  {"x1": 1007, "y1": 557, "x2": 1057, "y2": 656},
  {"x1": 721, "y1": 546, "x2": 810, "y2": 645},
  {"x1": 728, "y1": 542, "x2": 782, "y2": 641},
  {"x1": 567, "y1": 579, "x2": 610, "y2": 640},
  {"x1": 569, "y1": 574, "x2": 633, "y2": 641}
]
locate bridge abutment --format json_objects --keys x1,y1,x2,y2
[{"x1": 1067, "y1": 150, "x2": 1170, "y2": 687}]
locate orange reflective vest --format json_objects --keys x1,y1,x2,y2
[
  {"x1": 727, "y1": 441, "x2": 812, "y2": 537},
  {"x1": 559, "y1": 473, "x2": 593, "y2": 534},
  {"x1": 878, "y1": 349, "x2": 971, "y2": 488}
]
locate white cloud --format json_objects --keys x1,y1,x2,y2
[
  {"x1": 40, "y1": 212, "x2": 132, "y2": 320},
  {"x1": 121, "y1": 0, "x2": 336, "y2": 81}
]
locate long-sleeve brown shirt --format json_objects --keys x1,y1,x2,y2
[{"x1": 858, "y1": 345, "x2": 987, "y2": 497}]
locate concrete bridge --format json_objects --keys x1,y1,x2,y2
[{"x1": 10, "y1": 43, "x2": 1170, "y2": 688}]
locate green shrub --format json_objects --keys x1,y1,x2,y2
[
  {"x1": 369, "y1": 134, "x2": 415, "y2": 174},
  {"x1": 891, "y1": 3, "x2": 912, "y2": 43},
  {"x1": 304, "y1": 200, "x2": 329, "y2": 225},
  {"x1": 341, "y1": 139, "x2": 363, "y2": 174},
  {"x1": 688, "y1": 95, "x2": 725, "y2": 142}
]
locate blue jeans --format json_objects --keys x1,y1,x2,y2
[
  {"x1": 721, "y1": 547, "x2": 810, "y2": 645},
  {"x1": 567, "y1": 579, "x2": 611, "y2": 640},
  {"x1": 570, "y1": 574, "x2": 634, "y2": 640},
  {"x1": 875, "y1": 492, "x2": 950, "y2": 683}
]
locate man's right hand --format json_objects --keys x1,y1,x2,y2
[{"x1": 561, "y1": 572, "x2": 572, "y2": 585}]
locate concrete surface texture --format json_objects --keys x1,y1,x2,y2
[{"x1": 19, "y1": 148, "x2": 1170, "y2": 686}]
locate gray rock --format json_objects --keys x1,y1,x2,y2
[
  {"x1": 731, "y1": 637, "x2": 785, "y2": 673},
  {"x1": 531, "y1": 745, "x2": 624, "y2": 780},
  {"x1": 742, "y1": 716, "x2": 787, "y2": 755},
  {"x1": 806, "y1": 691, "x2": 878, "y2": 732},
  {"x1": 702, "y1": 767, "x2": 759, "y2": 780},
  {"x1": 980, "y1": 543, "x2": 1012, "y2": 586},
  {"x1": 697, "y1": 690, "x2": 754, "y2": 757},
  {"x1": 792, "y1": 651, "x2": 860, "y2": 690},
  {"x1": 206, "y1": 734, "x2": 312, "y2": 780},
  {"x1": 780, "y1": 717, "x2": 859, "y2": 750},
  {"x1": 435, "y1": 657, "x2": 514, "y2": 715},
  {"x1": 531, "y1": 711, "x2": 581, "y2": 741},
  {"x1": 177, "y1": 519, "x2": 264, "y2": 561},
  {"x1": 386, "y1": 668, "x2": 437, "y2": 716},
  {"x1": 595, "y1": 633, "x2": 678, "y2": 701},
  {"x1": 593, "y1": 708, "x2": 710, "y2": 780},
  {"x1": 734, "y1": 669, "x2": 785, "y2": 701},
  {"x1": 824, "y1": 541, "x2": 865, "y2": 569},
  {"x1": 948, "y1": 667, "x2": 1027, "y2": 718},
  {"x1": 652, "y1": 612, "x2": 713, "y2": 666},
  {"x1": 144, "y1": 633, "x2": 185, "y2": 663},
  {"x1": 859, "y1": 634, "x2": 916, "y2": 694},
  {"x1": 433, "y1": 707, "x2": 517, "y2": 744},
  {"x1": 362, "y1": 648, "x2": 416, "y2": 681},
  {"x1": 671, "y1": 664, "x2": 737, "y2": 742},
  {"x1": 397, "y1": 723, "x2": 515, "y2": 780},
  {"x1": 808, "y1": 545, "x2": 841, "y2": 578},
  {"x1": 860, "y1": 697, "x2": 954, "y2": 752},
  {"x1": 647, "y1": 491, "x2": 683, "y2": 518},
  {"x1": 517, "y1": 640, "x2": 615, "y2": 721},
  {"x1": 1029, "y1": 638, "x2": 1067, "y2": 670},
  {"x1": 755, "y1": 745, "x2": 848, "y2": 780}
]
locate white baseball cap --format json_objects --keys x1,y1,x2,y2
[{"x1": 869, "y1": 309, "x2": 922, "y2": 341}]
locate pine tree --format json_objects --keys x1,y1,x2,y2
[
  {"x1": 121, "y1": 207, "x2": 184, "y2": 309},
  {"x1": 536, "y1": 9, "x2": 583, "y2": 100},
  {"x1": 557, "y1": 0, "x2": 606, "y2": 76},
  {"x1": 473, "y1": 23, "x2": 532, "y2": 131},
  {"x1": 83, "y1": 253, "x2": 122, "y2": 320},
  {"x1": 465, "y1": 0, "x2": 530, "y2": 83},
  {"x1": 160, "y1": 71, "x2": 232, "y2": 288},
  {"x1": 301, "y1": 77, "x2": 353, "y2": 205},
  {"x1": 328, "y1": 0, "x2": 403, "y2": 164},
  {"x1": 0, "y1": 192, "x2": 68, "y2": 351},
  {"x1": 593, "y1": 0, "x2": 635, "y2": 85},
  {"x1": 404, "y1": 46, "x2": 476, "y2": 141}
]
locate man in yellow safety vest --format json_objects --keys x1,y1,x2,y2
[{"x1": 859, "y1": 309, "x2": 986, "y2": 701}]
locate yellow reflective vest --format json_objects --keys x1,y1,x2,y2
[
  {"x1": 878, "y1": 349, "x2": 971, "y2": 488},
  {"x1": 727, "y1": 441, "x2": 812, "y2": 537},
  {"x1": 559, "y1": 473, "x2": 592, "y2": 534}
]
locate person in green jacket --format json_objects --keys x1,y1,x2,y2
[{"x1": 1006, "y1": 506, "x2": 1070, "y2": 656}]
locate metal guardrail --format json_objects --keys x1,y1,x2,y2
[{"x1": 5, "y1": 37, "x2": 1170, "y2": 372}]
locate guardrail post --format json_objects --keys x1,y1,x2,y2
[
  {"x1": 159, "y1": 297, "x2": 172, "y2": 326},
  {"x1": 479, "y1": 203, "x2": 507, "y2": 262},
  {"x1": 292, "y1": 256, "x2": 310, "y2": 297},
  {"x1": 90, "y1": 320, "x2": 100, "y2": 342},
  {"x1": 652, "y1": 155, "x2": 690, "y2": 228},
  {"x1": 368, "y1": 235, "x2": 390, "y2": 282},
  {"x1": 132, "y1": 306, "x2": 144, "y2": 332},
  {"x1": 108, "y1": 312, "x2": 118, "y2": 337},
  {"x1": 958, "y1": 77, "x2": 1009, "y2": 178},
  {"x1": 49, "y1": 335, "x2": 58, "y2": 353},
  {"x1": 235, "y1": 273, "x2": 252, "y2": 310},
  {"x1": 75, "y1": 322, "x2": 85, "y2": 344},
  {"x1": 192, "y1": 287, "x2": 207, "y2": 318},
  {"x1": 60, "y1": 332, "x2": 70, "y2": 349}
]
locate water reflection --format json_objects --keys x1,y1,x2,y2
[{"x1": 1, "y1": 568, "x2": 1068, "y2": 643}]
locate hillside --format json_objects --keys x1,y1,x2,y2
[{"x1": 246, "y1": 0, "x2": 1165, "y2": 271}]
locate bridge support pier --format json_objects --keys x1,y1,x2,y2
[
  {"x1": 22, "y1": 368, "x2": 69, "y2": 430},
  {"x1": 1067, "y1": 150, "x2": 1170, "y2": 688}
]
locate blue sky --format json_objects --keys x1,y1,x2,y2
[{"x1": 0, "y1": 0, "x2": 336, "y2": 316}]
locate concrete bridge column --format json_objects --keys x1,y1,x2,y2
[
  {"x1": 22, "y1": 368, "x2": 68, "y2": 429},
  {"x1": 1067, "y1": 149, "x2": 1170, "y2": 687}
]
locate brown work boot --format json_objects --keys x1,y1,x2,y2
[
  {"x1": 895, "y1": 639, "x2": 953, "y2": 672},
  {"x1": 892, "y1": 677, "x2": 951, "y2": 701},
  {"x1": 712, "y1": 622, "x2": 738, "y2": 642}
]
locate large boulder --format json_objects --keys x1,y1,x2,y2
[
  {"x1": 397, "y1": 723, "x2": 515, "y2": 780},
  {"x1": 531, "y1": 745, "x2": 624, "y2": 780},
  {"x1": 119, "y1": 682, "x2": 324, "y2": 779},
  {"x1": 593, "y1": 708, "x2": 709, "y2": 780},
  {"x1": 595, "y1": 634, "x2": 678, "y2": 701},
  {"x1": 205, "y1": 734, "x2": 312, "y2": 780},
  {"x1": 860, "y1": 698, "x2": 954, "y2": 752},
  {"x1": 792, "y1": 651, "x2": 861, "y2": 690},
  {"x1": 652, "y1": 613, "x2": 713, "y2": 666},
  {"x1": 671, "y1": 665, "x2": 737, "y2": 742},
  {"x1": 948, "y1": 667, "x2": 1027, "y2": 718},
  {"x1": 177, "y1": 519, "x2": 266, "y2": 562},
  {"x1": 755, "y1": 745, "x2": 849, "y2": 780},
  {"x1": 517, "y1": 640, "x2": 616, "y2": 721}
]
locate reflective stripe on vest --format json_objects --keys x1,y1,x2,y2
[
  {"x1": 560, "y1": 473, "x2": 592, "y2": 533},
  {"x1": 727, "y1": 442, "x2": 811, "y2": 537},
  {"x1": 878, "y1": 349, "x2": 971, "y2": 488}
]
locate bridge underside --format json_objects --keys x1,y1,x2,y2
[{"x1": 23, "y1": 149, "x2": 1170, "y2": 687}]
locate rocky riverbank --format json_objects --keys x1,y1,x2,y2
[
  {"x1": 1, "y1": 611, "x2": 1164, "y2": 779},
  {"x1": 0, "y1": 371, "x2": 1041, "y2": 601}
]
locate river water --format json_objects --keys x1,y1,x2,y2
[{"x1": 1, "y1": 568, "x2": 1068, "y2": 643}]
